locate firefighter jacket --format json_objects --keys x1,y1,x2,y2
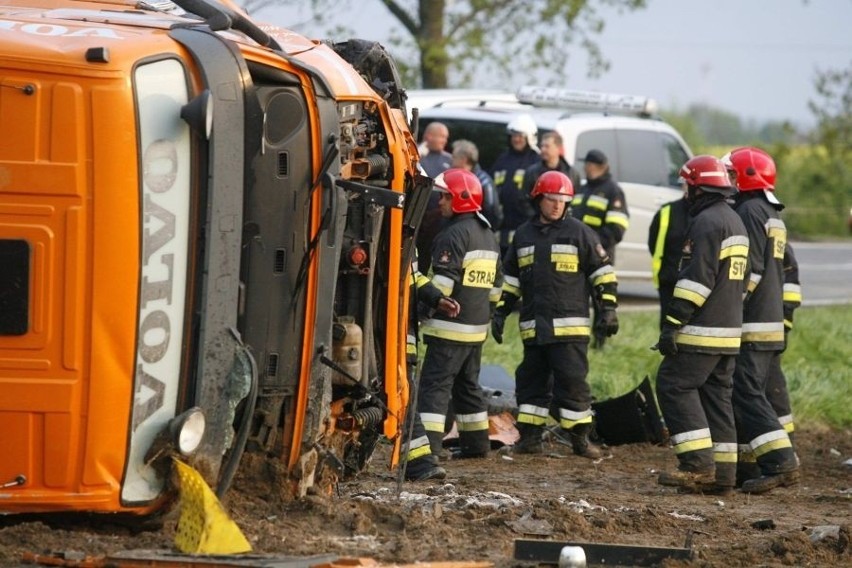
[
  {"x1": 734, "y1": 193, "x2": 787, "y2": 351},
  {"x1": 648, "y1": 196, "x2": 690, "y2": 290},
  {"x1": 665, "y1": 195, "x2": 749, "y2": 355},
  {"x1": 571, "y1": 172, "x2": 629, "y2": 259},
  {"x1": 782, "y1": 243, "x2": 802, "y2": 331},
  {"x1": 473, "y1": 165, "x2": 503, "y2": 229},
  {"x1": 490, "y1": 146, "x2": 540, "y2": 233},
  {"x1": 418, "y1": 213, "x2": 502, "y2": 345},
  {"x1": 498, "y1": 215, "x2": 617, "y2": 345}
]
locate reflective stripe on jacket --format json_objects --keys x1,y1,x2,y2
[
  {"x1": 735, "y1": 194, "x2": 786, "y2": 350},
  {"x1": 665, "y1": 198, "x2": 749, "y2": 355},
  {"x1": 421, "y1": 214, "x2": 503, "y2": 344},
  {"x1": 572, "y1": 172, "x2": 629, "y2": 259},
  {"x1": 648, "y1": 197, "x2": 690, "y2": 289},
  {"x1": 500, "y1": 216, "x2": 617, "y2": 345}
]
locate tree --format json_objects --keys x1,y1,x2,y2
[
  {"x1": 808, "y1": 65, "x2": 852, "y2": 158},
  {"x1": 243, "y1": 0, "x2": 646, "y2": 88},
  {"x1": 775, "y1": 64, "x2": 851, "y2": 238}
]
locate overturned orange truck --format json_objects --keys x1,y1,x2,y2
[{"x1": 0, "y1": 0, "x2": 430, "y2": 514}]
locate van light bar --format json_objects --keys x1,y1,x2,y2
[{"x1": 517, "y1": 86, "x2": 658, "y2": 116}]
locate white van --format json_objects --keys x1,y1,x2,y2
[{"x1": 412, "y1": 87, "x2": 693, "y2": 281}]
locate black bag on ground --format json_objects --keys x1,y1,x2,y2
[{"x1": 591, "y1": 376, "x2": 667, "y2": 445}]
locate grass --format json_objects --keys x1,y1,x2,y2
[{"x1": 480, "y1": 304, "x2": 852, "y2": 429}]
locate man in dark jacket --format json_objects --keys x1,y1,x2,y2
[
  {"x1": 416, "y1": 121, "x2": 453, "y2": 273},
  {"x1": 416, "y1": 169, "x2": 503, "y2": 460},
  {"x1": 452, "y1": 139, "x2": 503, "y2": 230},
  {"x1": 521, "y1": 132, "x2": 582, "y2": 203},
  {"x1": 572, "y1": 149, "x2": 629, "y2": 264},
  {"x1": 492, "y1": 171, "x2": 618, "y2": 459},
  {"x1": 490, "y1": 113, "x2": 541, "y2": 256},
  {"x1": 654, "y1": 155, "x2": 748, "y2": 496},
  {"x1": 572, "y1": 149, "x2": 628, "y2": 348}
]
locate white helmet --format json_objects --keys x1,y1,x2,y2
[{"x1": 506, "y1": 113, "x2": 539, "y2": 152}]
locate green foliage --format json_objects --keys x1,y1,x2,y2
[
  {"x1": 251, "y1": 0, "x2": 647, "y2": 89},
  {"x1": 481, "y1": 306, "x2": 852, "y2": 428},
  {"x1": 661, "y1": 104, "x2": 795, "y2": 148},
  {"x1": 809, "y1": 65, "x2": 852, "y2": 157},
  {"x1": 774, "y1": 145, "x2": 850, "y2": 238},
  {"x1": 665, "y1": 63, "x2": 851, "y2": 239}
]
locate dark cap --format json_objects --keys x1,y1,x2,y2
[{"x1": 584, "y1": 149, "x2": 608, "y2": 165}]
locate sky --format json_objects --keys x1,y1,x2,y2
[{"x1": 254, "y1": 0, "x2": 852, "y2": 127}]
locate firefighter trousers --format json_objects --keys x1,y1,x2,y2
[
  {"x1": 655, "y1": 352, "x2": 737, "y2": 487},
  {"x1": 766, "y1": 352, "x2": 795, "y2": 439},
  {"x1": 733, "y1": 349, "x2": 798, "y2": 475},
  {"x1": 515, "y1": 343, "x2": 593, "y2": 431},
  {"x1": 401, "y1": 363, "x2": 440, "y2": 476},
  {"x1": 418, "y1": 341, "x2": 489, "y2": 457}
]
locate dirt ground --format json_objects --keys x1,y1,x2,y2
[{"x1": 1, "y1": 427, "x2": 849, "y2": 567}]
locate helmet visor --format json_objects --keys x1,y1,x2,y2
[{"x1": 541, "y1": 194, "x2": 572, "y2": 203}]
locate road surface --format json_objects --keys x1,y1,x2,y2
[{"x1": 619, "y1": 240, "x2": 852, "y2": 306}]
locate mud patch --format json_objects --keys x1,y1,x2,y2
[{"x1": 0, "y1": 427, "x2": 849, "y2": 567}]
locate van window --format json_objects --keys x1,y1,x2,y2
[
  {"x1": 614, "y1": 130, "x2": 669, "y2": 186},
  {"x1": 662, "y1": 132, "x2": 690, "y2": 187}
]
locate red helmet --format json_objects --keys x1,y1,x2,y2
[
  {"x1": 728, "y1": 146, "x2": 776, "y2": 191},
  {"x1": 679, "y1": 155, "x2": 735, "y2": 195},
  {"x1": 530, "y1": 170, "x2": 574, "y2": 202},
  {"x1": 433, "y1": 168, "x2": 482, "y2": 213}
]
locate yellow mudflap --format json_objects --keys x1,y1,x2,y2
[{"x1": 173, "y1": 459, "x2": 252, "y2": 554}]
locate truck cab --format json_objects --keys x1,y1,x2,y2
[{"x1": 0, "y1": 0, "x2": 427, "y2": 514}]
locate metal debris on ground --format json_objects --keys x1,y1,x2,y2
[
  {"x1": 667, "y1": 511, "x2": 705, "y2": 522},
  {"x1": 352, "y1": 483, "x2": 524, "y2": 513},
  {"x1": 513, "y1": 538, "x2": 693, "y2": 566},
  {"x1": 505, "y1": 511, "x2": 554, "y2": 536},
  {"x1": 558, "y1": 497, "x2": 607, "y2": 514},
  {"x1": 808, "y1": 525, "x2": 841, "y2": 543}
]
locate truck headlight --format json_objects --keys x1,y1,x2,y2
[{"x1": 170, "y1": 407, "x2": 206, "y2": 456}]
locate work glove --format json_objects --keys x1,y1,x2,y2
[
  {"x1": 781, "y1": 303, "x2": 795, "y2": 353},
  {"x1": 656, "y1": 324, "x2": 679, "y2": 357},
  {"x1": 491, "y1": 312, "x2": 506, "y2": 344},
  {"x1": 595, "y1": 308, "x2": 619, "y2": 337},
  {"x1": 783, "y1": 302, "x2": 796, "y2": 332}
]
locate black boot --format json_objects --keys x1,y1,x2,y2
[
  {"x1": 741, "y1": 469, "x2": 800, "y2": 494},
  {"x1": 458, "y1": 429, "x2": 490, "y2": 459},
  {"x1": 426, "y1": 431, "x2": 449, "y2": 461},
  {"x1": 735, "y1": 444, "x2": 760, "y2": 487},
  {"x1": 404, "y1": 455, "x2": 447, "y2": 482},
  {"x1": 567, "y1": 424, "x2": 603, "y2": 459},
  {"x1": 514, "y1": 423, "x2": 544, "y2": 454}
]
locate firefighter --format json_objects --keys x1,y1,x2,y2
[
  {"x1": 571, "y1": 149, "x2": 629, "y2": 348},
  {"x1": 572, "y1": 150, "x2": 629, "y2": 262},
  {"x1": 726, "y1": 147, "x2": 799, "y2": 494},
  {"x1": 490, "y1": 113, "x2": 541, "y2": 256},
  {"x1": 491, "y1": 171, "x2": 618, "y2": 458},
  {"x1": 648, "y1": 185, "x2": 691, "y2": 330},
  {"x1": 400, "y1": 259, "x2": 448, "y2": 481},
  {"x1": 654, "y1": 155, "x2": 748, "y2": 496},
  {"x1": 416, "y1": 169, "x2": 503, "y2": 459}
]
